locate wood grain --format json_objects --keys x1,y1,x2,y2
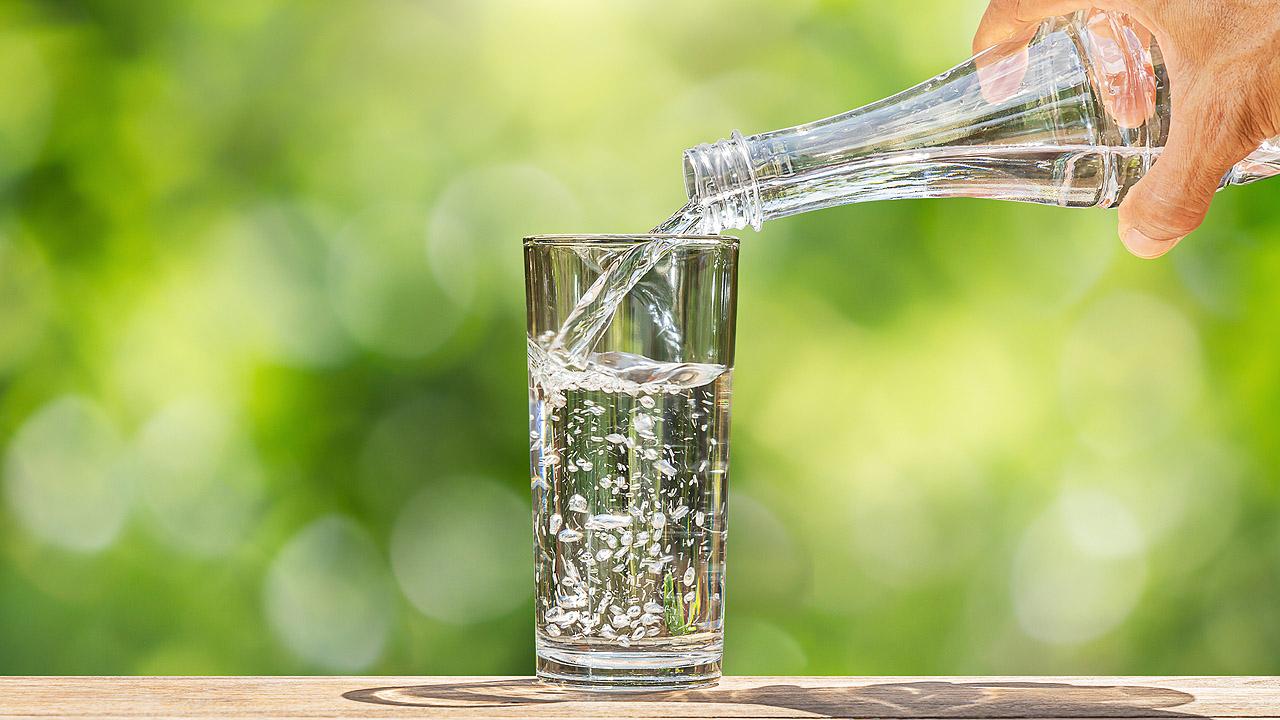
[{"x1": 0, "y1": 676, "x2": 1276, "y2": 719}]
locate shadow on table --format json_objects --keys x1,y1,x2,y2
[{"x1": 343, "y1": 678, "x2": 1204, "y2": 717}]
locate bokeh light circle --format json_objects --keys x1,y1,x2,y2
[
  {"x1": 425, "y1": 163, "x2": 581, "y2": 295},
  {"x1": 3, "y1": 396, "x2": 129, "y2": 552},
  {"x1": 1058, "y1": 486, "x2": 1145, "y2": 559},
  {"x1": 135, "y1": 398, "x2": 265, "y2": 557},
  {"x1": 211, "y1": 208, "x2": 351, "y2": 367},
  {"x1": 1012, "y1": 489, "x2": 1146, "y2": 645},
  {"x1": 390, "y1": 478, "x2": 530, "y2": 624},
  {"x1": 264, "y1": 515, "x2": 394, "y2": 671},
  {"x1": 328, "y1": 203, "x2": 467, "y2": 359}
]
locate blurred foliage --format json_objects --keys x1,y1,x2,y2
[{"x1": 2, "y1": 0, "x2": 1280, "y2": 676}]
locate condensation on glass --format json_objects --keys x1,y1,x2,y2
[{"x1": 525, "y1": 234, "x2": 737, "y2": 690}]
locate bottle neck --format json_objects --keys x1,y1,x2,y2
[
  {"x1": 682, "y1": 11, "x2": 1171, "y2": 228},
  {"x1": 682, "y1": 131, "x2": 763, "y2": 233}
]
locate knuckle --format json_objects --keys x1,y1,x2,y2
[
  {"x1": 1009, "y1": 0, "x2": 1049, "y2": 25},
  {"x1": 1241, "y1": 72, "x2": 1280, "y2": 142},
  {"x1": 1180, "y1": 82, "x2": 1262, "y2": 161},
  {"x1": 993, "y1": 0, "x2": 1035, "y2": 26}
]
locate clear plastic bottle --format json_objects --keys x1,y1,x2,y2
[{"x1": 681, "y1": 10, "x2": 1280, "y2": 233}]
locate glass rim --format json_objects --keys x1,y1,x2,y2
[{"x1": 524, "y1": 234, "x2": 739, "y2": 248}]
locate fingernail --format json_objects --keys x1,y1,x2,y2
[{"x1": 1122, "y1": 228, "x2": 1181, "y2": 259}]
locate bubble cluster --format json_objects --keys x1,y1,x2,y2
[{"x1": 528, "y1": 344, "x2": 730, "y2": 649}]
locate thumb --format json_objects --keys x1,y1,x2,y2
[{"x1": 1117, "y1": 103, "x2": 1248, "y2": 259}]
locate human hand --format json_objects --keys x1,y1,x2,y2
[{"x1": 974, "y1": 0, "x2": 1280, "y2": 258}]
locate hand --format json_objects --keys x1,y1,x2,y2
[{"x1": 973, "y1": 0, "x2": 1280, "y2": 258}]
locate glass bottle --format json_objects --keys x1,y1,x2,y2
[{"x1": 681, "y1": 10, "x2": 1280, "y2": 233}]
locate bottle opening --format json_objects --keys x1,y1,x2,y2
[{"x1": 681, "y1": 131, "x2": 763, "y2": 232}]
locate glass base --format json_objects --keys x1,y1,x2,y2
[{"x1": 536, "y1": 640, "x2": 721, "y2": 692}]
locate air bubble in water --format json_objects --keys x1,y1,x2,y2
[
  {"x1": 633, "y1": 414, "x2": 654, "y2": 436},
  {"x1": 584, "y1": 513, "x2": 633, "y2": 531},
  {"x1": 528, "y1": 334, "x2": 729, "y2": 648}
]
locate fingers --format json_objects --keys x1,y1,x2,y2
[
  {"x1": 1117, "y1": 97, "x2": 1255, "y2": 258},
  {"x1": 973, "y1": 0, "x2": 1098, "y2": 104},
  {"x1": 972, "y1": 0, "x2": 1096, "y2": 55},
  {"x1": 976, "y1": 42, "x2": 1032, "y2": 104},
  {"x1": 1080, "y1": 10, "x2": 1158, "y2": 128}
]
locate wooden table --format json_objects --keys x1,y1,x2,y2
[{"x1": 1, "y1": 676, "x2": 1275, "y2": 719}]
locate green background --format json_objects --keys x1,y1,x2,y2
[{"x1": 1, "y1": 0, "x2": 1277, "y2": 675}]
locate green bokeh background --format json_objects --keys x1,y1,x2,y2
[{"x1": 2, "y1": 0, "x2": 1278, "y2": 676}]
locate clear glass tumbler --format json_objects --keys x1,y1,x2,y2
[{"x1": 525, "y1": 234, "x2": 738, "y2": 690}]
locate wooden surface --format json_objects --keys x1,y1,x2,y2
[{"x1": 1, "y1": 676, "x2": 1277, "y2": 719}]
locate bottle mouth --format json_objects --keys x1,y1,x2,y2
[{"x1": 681, "y1": 130, "x2": 763, "y2": 232}]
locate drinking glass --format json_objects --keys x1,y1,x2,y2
[{"x1": 525, "y1": 234, "x2": 738, "y2": 690}]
